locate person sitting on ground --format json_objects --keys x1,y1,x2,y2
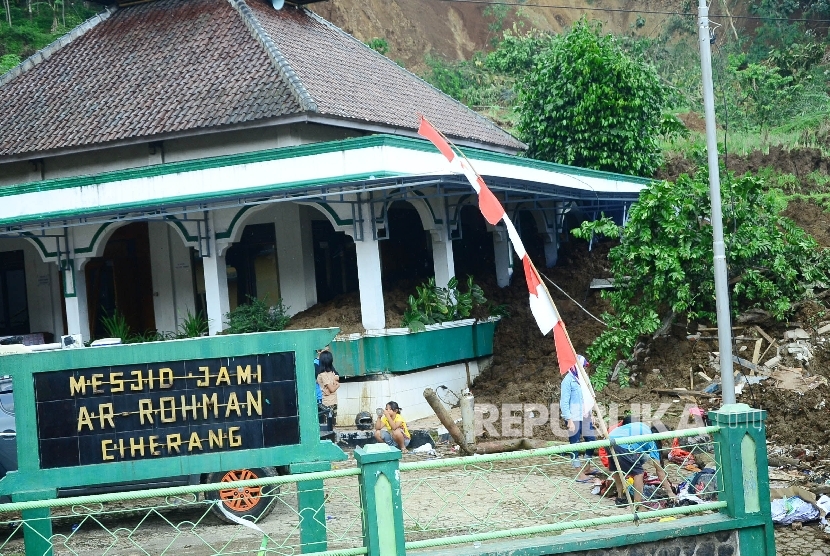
[
  {"x1": 316, "y1": 349, "x2": 340, "y2": 422},
  {"x1": 560, "y1": 354, "x2": 597, "y2": 481},
  {"x1": 608, "y1": 417, "x2": 676, "y2": 507},
  {"x1": 374, "y1": 401, "x2": 411, "y2": 452}
]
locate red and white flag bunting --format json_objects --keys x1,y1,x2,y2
[{"x1": 417, "y1": 116, "x2": 578, "y2": 375}]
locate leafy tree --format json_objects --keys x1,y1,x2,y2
[
  {"x1": 485, "y1": 29, "x2": 555, "y2": 75},
  {"x1": 517, "y1": 18, "x2": 669, "y2": 176},
  {"x1": 573, "y1": 171, "x2": 830, "y2": 388}
]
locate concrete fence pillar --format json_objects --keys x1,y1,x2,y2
[
  {"x1": 355, "y1": 444, "x2": 405, "y2": 556},
  {"x1": 710, "y1": 403, "x2": 775, "y2": 556},
  {"x1": 290, "y1": 461, "x2": 331, "y2": 553}
]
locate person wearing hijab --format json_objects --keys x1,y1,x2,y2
[{"x1": 560, "y1": 354, "x2": 596, "y2": 481}]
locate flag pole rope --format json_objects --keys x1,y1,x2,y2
[
  {"x1": 417, "y1": 116, "x2": 638, "y2": 514},
  {"x1": 537, "y1": 270, "x2": 607, "y2": 326}
]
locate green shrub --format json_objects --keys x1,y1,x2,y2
[
  {"x1": 224, "y1": 296, "x2": 291, "y2": 334},
  {"x1": 401, "y1": 276, "x2": 505, "y2": 332},
  {"x1": 177, "y1": 309, "x2": 209, "y2": 338}
]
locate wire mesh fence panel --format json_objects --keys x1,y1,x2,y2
[
  {"x1": 0, "y1": 472, "x2": 365, "y2": 556},
  {"x1": 399, "y1": 431, "x2": 723, "y2": 544}
]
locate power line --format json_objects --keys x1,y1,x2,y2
[{"x1": 435, "y1": 0, "x2": 830, "y2": 24}]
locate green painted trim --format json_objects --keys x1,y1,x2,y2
[
  {"x1": 20, "y1": 233, "x2": 57, "y2": 259},
  {"x1": 0, "y1": 329, "x2": 348, "y2": 496},
  {"x1": 0, "y1": 171, "x2": 399, "y2": 228},
  {"x1": 414, "y1": 513, "x2": 763, "y2": 556},
  {"x1": 313, "y1": 201, "x2": 354, "y2": 226},
  {"x1": 1, "y1": 135, "x2": 648, "y2": 199},
  {"x1": 166, "y1": 216, "x2": 199, "y2": 243},
  {"x1": 330, "y1": 320, "x2": 497, "y2": 377},
  {"x1": 215, "y1": 206, "x2": 254, "y2": 240},
  {"x1": 73, "y1": 222, "x2": 112, "y2": 254}
]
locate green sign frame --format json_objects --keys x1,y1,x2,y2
[{"x1": 0, "y1": 328, "x2": 346, "y2": 497}]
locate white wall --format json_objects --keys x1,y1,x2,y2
[
  {"x1": 148, "y1": 222, "x2": 196, "y2": 335},
  {"x1": 0, "y1": 238, "x2": 63, "y2": 340},
  {"x1": 334, "y1": 359, "x2": 485, "y2": 427},
  {"x1": 0, "y1": 122, "x2": 361, "y2": 189}
]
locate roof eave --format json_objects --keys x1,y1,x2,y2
[{"x1": 304, "y1": 114, "x2": 526, "y2": 156}]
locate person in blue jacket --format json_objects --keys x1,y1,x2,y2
[
  {"x1": 560, "y1": 355, "x2": 596, "y2": 481},
  {"x1": 608, "y1": 416, "x2": 675, "y2": 506}
]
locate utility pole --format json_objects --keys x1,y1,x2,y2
[{"x1": 698, "y1": 0, "x2": 736, "y2": 405}]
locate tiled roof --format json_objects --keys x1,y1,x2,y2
[
  {"x1": 0, "y1": 0, "x2": 524, "y2": 160},
  {"x1": 247, "y1": 1, "x2": 524, "y2": 152}
]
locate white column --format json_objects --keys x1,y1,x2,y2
[
  {"x1": 275, "y1": 204, "x2": 317, "y2": 315},
  {"x1": 431, "y1": 230, "x2": 455, "y2": 289},
  {"x1": 493, "y1": 230, "x2": 513, "y2": 288},
  {"x1": 63, "y1": 258, "x2": 90, "y2": 341},
  {"x1": 148, "y1": 222, "x2": 196, "y2": 334},
  {"x1": 544, "y1": 234, "x2": 559, "y2": 268},
  {"x1": 204, "y1": 212, "x2": 230, "y2": 335},
  {"x1": 353, "y1": 202, "x2": 385, "y2": 330},
  {"x1": 148, "y1": 222, "x2": 177, "y2": 334}
]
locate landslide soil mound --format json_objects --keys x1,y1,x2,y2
[{"x1": 288, "y1": 146, "x2": 830, "y2": 454}]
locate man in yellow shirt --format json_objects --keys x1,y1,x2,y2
[{"x1": 374, "y1": 401, "x2": 411, "y2": 452}]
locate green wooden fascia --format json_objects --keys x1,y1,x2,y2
[
  {"x1": 0, "y1": 135, "x2": 649, "y2": 199},
  {"x1": 0, "y1": 329, "x2": 347, "y2": 495}
]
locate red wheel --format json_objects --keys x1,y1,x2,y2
[{"x1": 205, "y1": 467, "x2": 278, "y2": 523}]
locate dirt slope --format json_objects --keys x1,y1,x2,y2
[{"x1": 309, "y1": 0, "x2": 734, "y2": 72}]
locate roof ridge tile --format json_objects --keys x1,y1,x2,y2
[
  {"x1": 0, "y1": 6, "x2": 117, "y2": 88},
  {"x1": 227, "y1": 0, "x2": 317, "y2": 112}
]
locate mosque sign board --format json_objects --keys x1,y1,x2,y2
[
  {"x1": 0, "y1": 329, "x2": 344, "y2": 495},
  {"x1": 34, "y1": 353, "x2": 299, "y2": 468}
]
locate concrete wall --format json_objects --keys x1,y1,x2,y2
[
  {"x1": 0, "y1": 238, "x2": 63, "y2": 339},
  {"x1": 334, "y1": 359, "x2": 485, "y2": 427}
]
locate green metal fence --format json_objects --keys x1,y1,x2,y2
[
  {"x1": 0, "y1": 468, "x2": 365, "y2": 556},
  {"x1": 398, "y1": 426, "x2": 723, "y2": 551},
  {"x1": 0, "y1": 404, "x2": 776, "y2": 556}
]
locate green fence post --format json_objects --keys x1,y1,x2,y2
[
  {"x1": 14, "y1": 489, "x2": 55, "y2": 556},
  {"x1": 355, "y1": 444, "x2": 405, "y2": 556},
  {"x1": 290, "y1": 461, "x2": 331, "y2": 553},
  {"x1": 710, "y1": 402, "x2": 775, "y2": 556}
]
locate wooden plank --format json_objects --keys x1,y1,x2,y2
[
  {"x1": 589, "y1": 278, "x2": 616, "y2": 290},
  {"x1": 732, "y1": 355, "x2": 758, "y2": 373},
  {"x1": 754, "y1": 325, "x2": 775, "y2": 345},
  {"x1": 751, "y1": 339, "x2": 762, "y2": 375}
]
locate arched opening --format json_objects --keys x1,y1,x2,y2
[
  {"x1": 452, "y1": 205, "x2": 495, "y2": 280},
  {"x1": 311, "y1": 216, "x2": 358, "y2": 303},
  {"x1": 85, "y1": 222, "x2": 156, "y2": 339},
  {"x1": 0, "y1": 250, "x2": 29, "y2": 336},
  {"x1": 225, "y1": 223, "x2": 281, "y2": 311},
  {"x1": 517, "y1": 210, "x2": 545, "y2": 266},
  {"x1": 380, "y1": 201, "x2": 431, "y2": 289}
]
